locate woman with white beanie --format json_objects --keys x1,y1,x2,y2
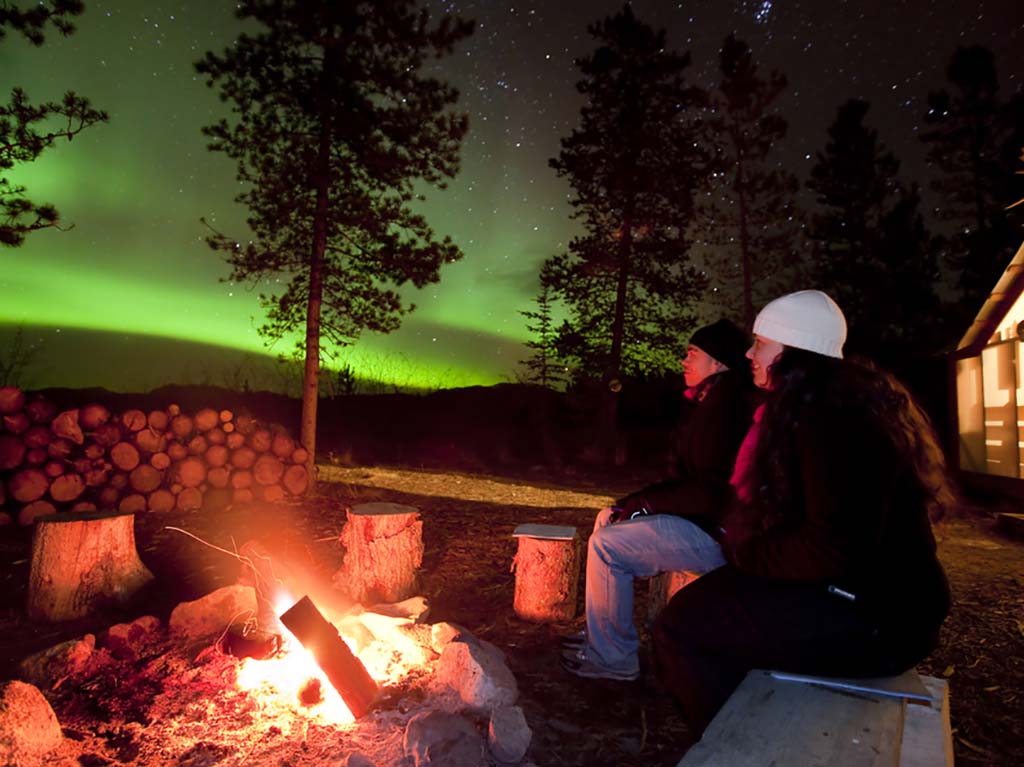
[{"x1": 652, "y1": 290, "x2": 953, "y2": 738}]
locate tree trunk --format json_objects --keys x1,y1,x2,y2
[
  {"x1": 333, "y1": 502, "x2": 423, "y2": 605},
  {"x1": 300, "y1": 51, "x2": 337, "y2": 495},
  {"x1": 27, "y1": 510, "x2": 154, "y2": 621}
]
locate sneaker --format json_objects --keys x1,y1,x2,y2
[
  {"x1": 559, "y1": 629, "x2": 587, "y2": 650},
  {"x1": 561, "y1": 643, "x2": 587, "y2": 662},
  {"x1": 561, "y1": 647, "x2": 639, "y2": 682}
]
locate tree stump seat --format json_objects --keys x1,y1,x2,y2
[
  {"x1": 332, "y1": 502, "x2": 423, "y2": 605},
  {"x1": 27, "y1": 510, "x2": 154, "y2": 622},
  {"x1": 511, "y1": 524, "x2": 580, "y2": 622},
  {"x1": 645, "y1": 569, "x2": 701, "y2": 628}
]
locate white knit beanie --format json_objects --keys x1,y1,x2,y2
[{"x1": 752, "y1": 290, "x2": 847, "y2": 359}]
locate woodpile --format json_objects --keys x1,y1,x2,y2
[{"x1": 0, "y1": 386, "x2": 309, "y2": 526}]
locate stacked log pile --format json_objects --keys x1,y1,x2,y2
[{"x1": 0, "y1": 386, "x2": 309, "y2": 527}]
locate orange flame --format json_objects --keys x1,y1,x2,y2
[{"x1": 233, "y1": 591, "x2": 426, "y2": 725}]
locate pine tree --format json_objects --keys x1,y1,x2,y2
[
  {"x1": 698, "y1": 34, "x2": 805, "y2": 328},
  {"x1": 543, "y1": 6, "x2": 707, "y2": 460},
  {"x1": 0, "y1": 1, "x2": 107, "y2": 246},
  {"x1": 196, "y1": 1, "x2": 472, "y2": 480},
  {"x1": 921, "y1": 45, "x2": 1024, "y2": 308},
  {"x1": 519, "y1": 278, "x2": 566, "y2": 389},
  {"x1": 547, "y1": 6, "x2": 708, "y2": 380},
  {"x1": 807, "y1": 99, "x2": 943, "y2": 362}
]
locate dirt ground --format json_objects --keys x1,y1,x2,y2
[{"x1": 1, "y1": 463, "x2": 1022, "y2": 766}]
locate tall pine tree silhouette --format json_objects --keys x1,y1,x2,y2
[
  {"x1": 543, "y1": 5, "x2": 707, "y2": 461},
  {"x1": 807, "y1": 99, "x2": 943, "y2": 362},
  {"x1": 922, "y1": 45, "x2": 1024, "y2": 312},
  {"x1": 699, "y1": 34, "x2": 805, "y2": 328},
  {"x1": 196, "y1": 1, "x2": 472, "y2": 481},
  {"x1": 519, "y1": 275, "x2": 566, "y2": 390}
]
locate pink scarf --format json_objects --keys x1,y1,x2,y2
[{"x1": 729, "y1": 404, "x2": 765, "y2": 504}]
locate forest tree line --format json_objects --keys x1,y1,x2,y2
[
  {"x1": 2, "y1": 2, "x2": 1023, "y2": 471},
  {"x1": 520, "y1": 7, "x2": 1024, "y2": 395}
]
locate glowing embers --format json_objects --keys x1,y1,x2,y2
[
  {"x1": 234, "y1": 621, "x2": 358, "y2": 725},
  {"x1": 231, "y1": 593, "x2": 431, "y2": 725}
]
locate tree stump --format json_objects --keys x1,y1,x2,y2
[
  {"x1": 333, "y1": 502, "x2": 423, "y2": 605},
  {"x1": 645, "y1": 569, "x2": 701, "y2": 628},
  {"x1": 27, "y1": 511, "x2": 154, "y2": 621},
  {"x1": 511, "y1": 524, "x2": 579, "y2": 622}
]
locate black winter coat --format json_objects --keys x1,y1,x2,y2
[
  {"x1": 618, "y1": 369, "x2": 759, "y2": 534},
  {"x1": 722, "y1": 398, "x2": 950, "y2": 629}
]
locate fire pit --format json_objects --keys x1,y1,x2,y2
[{"x1": 5, "y1": 579, "x2": 528, "y2": 767}]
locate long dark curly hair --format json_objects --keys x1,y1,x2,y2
[{"x1": 749, "y1": 348, "x2": 955, "y2": 525}]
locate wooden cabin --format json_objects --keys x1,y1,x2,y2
[{"x1": 951, "y1": 241, "x2": 1024, "y2": 503}]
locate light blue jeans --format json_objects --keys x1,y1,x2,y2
[{"x1": 584, "y1": 508, "x2": 726, "y2": 674}]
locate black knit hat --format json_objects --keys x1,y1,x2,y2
[{"x1": 688, "y1": 319, "x2": 750, "y2": 372}]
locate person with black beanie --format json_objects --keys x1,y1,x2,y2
[{"x1": 562, "y1": 319, "x2": 760, "y2": 681}]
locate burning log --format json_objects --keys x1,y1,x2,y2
[
  {"x1": 333, "y1": 503, "x2": 423, "y2": 604},
  {"x1": 27, "y1": 510, "x2": 154, "y2": 621},
  {"x1": 279, "y1": 595, "x2": 378, "y2": 718}
]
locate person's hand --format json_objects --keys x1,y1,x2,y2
[{"x1": 609, "y1": 495, "x2": 652, "y2": 523}]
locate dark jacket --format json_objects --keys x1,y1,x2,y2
[
  {"x1": 618, "y1": 369, "x2": 759, "y2": 533},
  {"x1": 722, "y1": 398, "x2": 950, "y2": 628}
]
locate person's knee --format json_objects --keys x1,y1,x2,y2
[
  {"x1": 589, "y1": 525, "x2": 609, "y2": 557},
  {"x1": 589, "y1": 524, "x2": 626, "y2": 567},
  {"x1": 593, "y1": 506, "x2": 614, "y2": 531}
]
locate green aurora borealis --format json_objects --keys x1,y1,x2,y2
[
  {"x1": 2, "y1": 1, "x2": 1020, "y2": 392},
  {"x1": 2, "y1": 1, "x2": 574, "y2": 391}
]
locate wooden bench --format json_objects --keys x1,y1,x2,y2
[{"x1": 676, "y1": 668, "x2": 953, "y2": 766}]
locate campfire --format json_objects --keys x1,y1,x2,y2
[
  {"x1": 231, "y1": 592, "x2": 415, "y2": 725},
  {"x1": 2, "y1": 504, "x2": 532, "y2": 766}
]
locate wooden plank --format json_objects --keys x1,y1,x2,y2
[
  {"x1": 677, "y1": 670, "x2": 903, "y2": 767},
  {"x1": 899, "y1": 676, "x2": 953, "y2": 767},
  {"x1": 511, "y1": 523, "x2": 576, "y2": 540}
]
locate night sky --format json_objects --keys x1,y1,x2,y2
[{"x1": 1, "y1": 1, "x2": 1020, "y2": 392}]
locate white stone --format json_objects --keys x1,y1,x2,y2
[
  {"x1": 17, "y1": 634, "x2": 95, "y2": 688},
  {"x1": 435, "y1": 638, "x2": 518, "y2": 712},
  {"x1": 365, "y1": 595, "x2": 430, "y2": 622},
  {"x1": 404, "y1": 710, "x2": 484, "y2": 767},
  {"x1": 0, "y1": 680, "x2": 63, "y2": 763},
  {"x1": 488, "y1": 705, "x2": 532, "y2": 763},
  {"x1": 429, "y1": 622, "x2": 467, "y2": 654},
  {"x1": 169, "y1": 584, "x2": 257, "y2": 639}
]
